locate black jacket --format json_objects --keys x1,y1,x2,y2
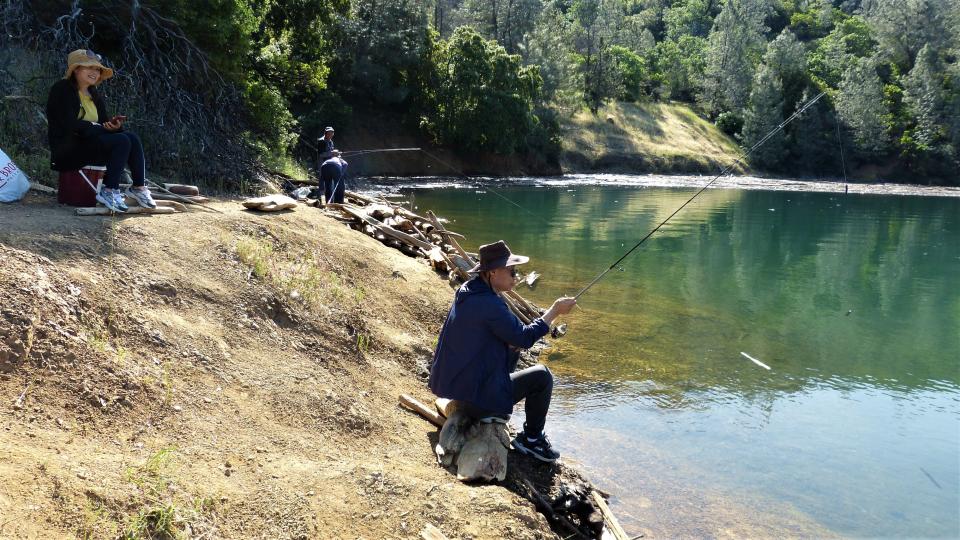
[{"x1": 46, "y1": 78, "x2": 115, "y2": 171}]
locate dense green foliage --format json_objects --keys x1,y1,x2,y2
[
  {"x1": 6, "y1": 0, "x2": 956, "y2": 183},
  {"x1": 434, "y1": 0, "x2": 959, "y2": 182}
]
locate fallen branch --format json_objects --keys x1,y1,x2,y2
[
  {"x1": 29, "y1": 182, "x2": 56, "y2": 195},
  {"x1": 398, "y1": 394, "x2": 445, "y2": 427},
  {"x1": 591, "y1": 491, "x2": 630, "y2": 540},
  {"x1": 523, "y1": 479, "x2": 591, "y2": 540},
  {"x1": 76, "y1": 206, "x2": 177, "y2": 216}
]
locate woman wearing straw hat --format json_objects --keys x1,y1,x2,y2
[
  {"x1": 429, "y1": 240, "x2": 576, "y2": 463},
  {"x1": 46, "y1": 49, "x2": 156, "y2": 212}
]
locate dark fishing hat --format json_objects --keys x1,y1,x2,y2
[{"x1": 469, "y1": 240, "x2": 529, "y2": 273}]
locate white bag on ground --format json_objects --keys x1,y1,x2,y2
[{"x1": 0, "y1": 149, "x2": 30, "y2": 203}]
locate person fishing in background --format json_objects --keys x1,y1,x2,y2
[
  {"x1": 429, "y1": 240, "x2": 576, "y2": 463},
  {"x1": 318, "y1": 126, "x2": 339, "y2": 160}
]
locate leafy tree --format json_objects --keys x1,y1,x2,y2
[
  {"x1": 664, "y1": 0, "x2": 714, "y2": 41},
  {"x1": 701, "y1": 0, "x2": 770, "y2": 115},
  {"x1": 742, "y1": 62, "x2": 786, "y2": 169},
  {"x1": 787, "y1": 88, "x2": 842, "y2": 176},
  {"x1": 420, "y1": 26, "x2": 544, "y2": 153},
  {"x1": 569, "y1": 0, "x2": 624, "y2": 112},
  {"x1": 608, "y1": 44, "x2": 650, "y2": 100},
  {"x1": 861, "y1": 0, "x2": 951, "y2": 71},
  {"x1": 807, "y1": 14, "x2": 876, "y2": 88},
  {"x1": 526, "y1": 3, "x2": 578, "y2": 100},
  {"x1": 654, "y1": 35, "x2": 707, "y2": 101},
  {"x1": 763, "y1": 29, "x2": 808, "y2": 116},
  {"x1": 836, "y1": 56, "x2": 891, "y2": 154},
  {"x1": 330, "y1": 0, "x2": 435, "y2": 107},
  {"x1": 454, "y1": 0, "x2": 544, "y2": 53}
]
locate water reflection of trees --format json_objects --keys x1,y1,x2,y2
[{"x1": 409, "y1": 186, "x2": 960, "y2": 404}]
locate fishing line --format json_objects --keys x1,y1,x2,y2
[
  {"x1": 418, "y1": 148, "x2": 557, "y2": 228},
  {"x1": 573, "y1": 91, "x2": 827, "y2": 300}
]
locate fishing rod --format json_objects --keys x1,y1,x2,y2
[
  {"x1": 340, "y1": 147, "x2": 421, "y2": 157},
  {"x1": 419, "y1": 148, "x2": 557, "y2": 227},
  {"x1": 573, "y1": 91, "x2": 827, "y2": 300}
]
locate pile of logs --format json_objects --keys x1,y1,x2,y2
[{"x1": 330, "y1": 191, "x2": 545, "y2": 324}]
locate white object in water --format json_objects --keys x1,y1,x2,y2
[{"x1": 740, "y1": 351, "x2": 771, "y2": 370}]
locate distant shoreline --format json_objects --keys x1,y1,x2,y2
[{"x1": 357, "y1": 173, "x2": 960, "y2": 199}]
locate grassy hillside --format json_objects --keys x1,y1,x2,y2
[{"x1": 561, "y1": 102, "x2": 746, "y2": 175}]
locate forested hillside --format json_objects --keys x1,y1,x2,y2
[{"x1": 1, "y1": 0, "x2": 957, "y2": 187}]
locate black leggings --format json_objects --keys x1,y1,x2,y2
[
  {"x1": 93, "y1": 131, "x2": 146, "y2": 189},
  {"x1": 459, "y1": 364, "x2": 554, "y2": 437}
]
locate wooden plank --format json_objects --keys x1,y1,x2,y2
[
  {"x1": 399, "y1": 394, "x2": 445, "y2": 427},
  {"x1": 339, "y1": 205, "x2": 435, "y2": 251},
  {"x1": 75, "y1": 206, "x2": 176, "y2": 216},
  {"x1": 591, "y1": 490, "x2": 630, "y2": 540}
]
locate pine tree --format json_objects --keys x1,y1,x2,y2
[
  {"x1": 701, "y1": 0, "x2": 769, "y2": 115},
  {"x1": 836, "y1": 56, "x2": 891, "y2": 155},
  {"x1": 904, "y1": 43, "x2": 945, "y2": 147},
  {"x1": 742, "y1": 62, "x2": 787, "y2": 170}
]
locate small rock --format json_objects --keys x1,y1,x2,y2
[{"x1": 172, "y1": 405, "x2": 182, "y2": 412}]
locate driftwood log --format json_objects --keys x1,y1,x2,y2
[
  {"x1": 434, "y1": 398, "x2": 510, "y2": 482},
  {"x1": 163, "y1": 183, "x2": 200, "y2": 196},
  {"x1": 75, "y1": 206, "x2": 176, "y2": 216},
  {"x1": 242, "y1": 194, "x2": 298, "y2": 212}
]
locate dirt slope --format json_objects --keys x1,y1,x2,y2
[{"x1": 0, "y1": 193, "x2": 560, "y2": 539}]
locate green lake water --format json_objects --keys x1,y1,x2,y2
[{"x1": 388, "y1": 179, "x2": 960, "y2": 538}]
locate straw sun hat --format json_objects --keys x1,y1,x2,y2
[{"x1": 63, "y1": 49, "x2": 114, "y2": 83}]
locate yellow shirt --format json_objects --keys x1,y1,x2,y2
[{"x1": 78, "y1": 91, "x2": 98, "y2": 122}]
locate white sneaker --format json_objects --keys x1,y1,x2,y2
[
  {"x1": 95, "y1": 188, "x2": 127, "y2": 212},
  {"x1": 126, "y1": 187, "x2": 157, "y2": 208}
]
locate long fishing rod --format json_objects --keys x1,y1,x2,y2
[
  {"x1": 340, "y1": 147, "x2": 421, "y2": 157},
  {"x1": 419, "y1": 148, "x2": 557, "y2": 227},
  {"x1": 573, "y1": 91, "x2": 827, "y2": 300}
]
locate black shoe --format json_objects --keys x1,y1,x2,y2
[{"x1": 512, "y1": 431, "x2": 560, "y2": 463}]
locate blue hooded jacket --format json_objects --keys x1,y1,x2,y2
[{"x1": 429, "y1": 277, "x2": 550, "y2": 415}]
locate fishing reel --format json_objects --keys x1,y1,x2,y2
[{"x1": 550, "y1": 323, "x2": 567, "y2": 339}]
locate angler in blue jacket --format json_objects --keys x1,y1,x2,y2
[{"x1": 429, "y1": 240, "x2": 576, "y2": 462}]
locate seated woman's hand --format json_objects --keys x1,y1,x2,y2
[{"x1": 103, "y1": 119, "x2": 121, "y2": 131}]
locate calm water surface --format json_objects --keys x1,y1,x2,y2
[{"x1": 385, "y1": 178, "x2": 960, "y2": 538}]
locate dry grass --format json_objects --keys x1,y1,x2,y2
[{"x1": 562, "y1": 101, "x2": 744, "y2": 173}]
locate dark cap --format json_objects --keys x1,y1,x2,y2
[
  {"x1": 324, "y1": 126, "x2": 335, "y2": 132},
  {"x1": 469, "y1": 240, "x2": 529, "y2": 273}
]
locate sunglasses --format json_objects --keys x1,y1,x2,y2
[
  {"x1": 508, "y1": 267, "x2": 519, "y2": 278},
  {"x1": 83, "y1": 49, "x2": 102, "y2": 61}
]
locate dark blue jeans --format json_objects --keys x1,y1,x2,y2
[
  {"x1": 93, "y1": 131, "x2": 145, "y2": 189},
  {"x1": 320, "y1": 160, "x2": 345, "y2": 204},
  {"x1": 458, "y1": 364, "x2": 554, "y2": 437}
]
